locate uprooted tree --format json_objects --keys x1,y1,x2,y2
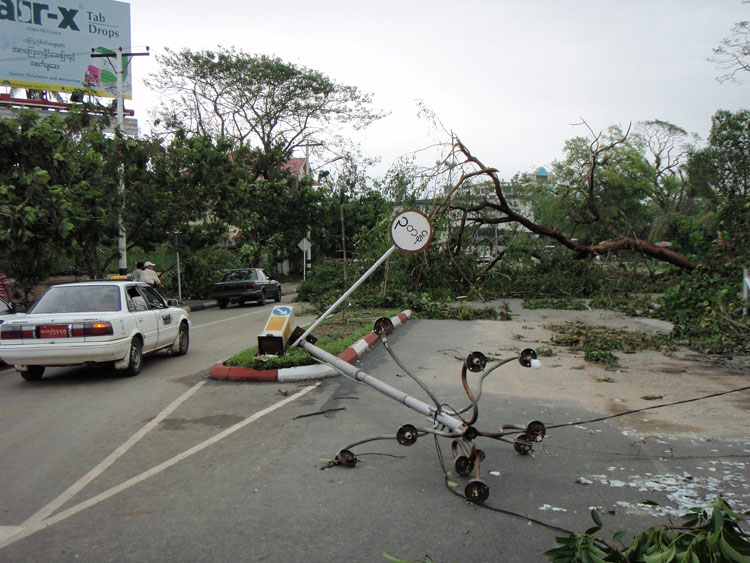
[{"x1": 438, "y1": 125, "x2": 698, "y2": 271}]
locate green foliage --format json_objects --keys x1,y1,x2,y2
[
  {"x1": 147, "y1": 47, "x2": 385, "y2": 158},
  {"x1": 164, "y1": 246, "x2": 243, "y2": 300},
  {"x1": 687, "y1": 109, "x2": 750, "y2": 258},
  {"x1": 226, "y1": 344, "x2": 318, "y2": 371},
  {"x1": 404, "y1": 294, "x2": 509, "y2": 321},
  {"x1": 660, "y1": 258, "x2": 749, "y2": 354},
  {"x1": 524, "y1": 297, "x2": 588, "y2": 310},
  {"x1": 225, "y1": 310, "x2": 397, "y2": 369},
  {"x1": 485, "y1": 253, "x2": 630, "y2": 298},
  {"x1": 547, "y1": 125, "x2": 659, "y2": 245},
  {"x1": 550, "y1": 322, "x2": 675, "y2": 366},
  {"x1": 589, "y1": 293, "x2": 659, "y2": 318},
  {"x1": 297, "y1": 258, "x2": 350, "y2": 309},
  {"x1": 311, "y1": 184, "x2": 393, "y2": 262},
  {"x1": 544, "y1": 496, "x2": 750, "y2": 563},
  {"x1": 584, "y1": 348, "x2": 619, "y2": 366},
  {"x1": 0, "y1": 109, "x2": 118, "y2": 297},
  {"x1": 536, "y1": 345, "x2": 556, "y2": 357}
]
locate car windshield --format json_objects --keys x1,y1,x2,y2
[
  {"x1": 29, "y1": 285, "x2": 122, "y2": 314},
  {"x1": 222, "y1": 270, "x2": 257, "y2": 282}
]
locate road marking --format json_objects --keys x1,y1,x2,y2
[
  {"x1": 191, "y1": 309, "x2": 269, "y2": 330},
  {"x1": 22, "y1": 381, "x2": 208, "y2": 528},
  {"x1": 0, "y1": 383, "x2": 318, "y2": 550},
  {"x1": 0, "y1": 527, "x2": 24, "y2": 543}
]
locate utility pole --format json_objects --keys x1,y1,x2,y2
[{"x1": 90, "y1": 47, "x2": 149, "y2": 275}]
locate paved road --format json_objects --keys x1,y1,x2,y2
[{"x1": 1, "y1": 310, "x2": 747, "y2": 562}]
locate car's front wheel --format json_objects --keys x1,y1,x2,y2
[
  {"x1": 21, "y1": 365, "x2": 45, "y2": 381},
  {"x1": 218, "y1": 299, "x2": 228, "y2": 309},
  {"x1": 121, "y1": 338, "x2": 143, "y2": 377},
  {"x1": 171, "y1": 322, "x2": 190, "y2": 356},
  {"x1": 273, "y1": 287, "x2": 282, "y2": 302}
]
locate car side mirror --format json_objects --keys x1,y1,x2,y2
[
  {"x1": 10, "y1": 303, "x2": 24, "y2": 313},
  {"x1": 167, "y1": 299, "x2": 179, "y2": 307}
]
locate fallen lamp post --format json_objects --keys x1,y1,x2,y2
[{"x1": 290, "y1": 210, "x2": 546, "y2": 503}]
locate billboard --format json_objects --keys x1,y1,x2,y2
[{"x1": 0, "y1": 0, "x2": 132, "y2": 98}]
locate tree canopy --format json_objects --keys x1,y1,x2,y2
[
  {"x1": 442, "y1": 127, "x2": 698, "y2": 271},
  {"x1": 146, "y1": 47, "x2": 386, "y2": 169},
  {"x1": 710, "y1": 6, "x2": 750, "y2": 83}
]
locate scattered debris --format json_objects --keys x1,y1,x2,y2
[
  {"x1": 539, "y1": 504, "x2": 568, "y2": 512},
  {"x1": 293, "y1": 407, "x2": 346, "y2": 420}
]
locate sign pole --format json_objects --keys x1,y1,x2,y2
[
  {"x1": 298, "y1": 236, "x2": 312, "y2": 281},
  {"x1": 293, "y1": 209, "x2": 433, "y2": 347}
]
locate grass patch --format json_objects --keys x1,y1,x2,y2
[{"x1": 224, "y1": 308, "x2": 400, "y2": 370}]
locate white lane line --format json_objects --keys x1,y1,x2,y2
[
  {"x1": 191, "y1": 309, "x2": 269, "y2": 330},
  {"x1": 0, "y1": 527, "x2": 24, "y2": 543},
  {"x1": 22, "y1": 381, "x2": 207, "y2": 527},
  {"x1": 0, "y1": 383, "x2": 318, "y2": 550}
]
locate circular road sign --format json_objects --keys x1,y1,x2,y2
[{"x1": 390, "y1": 209, "x2": 433, "y2": 253}]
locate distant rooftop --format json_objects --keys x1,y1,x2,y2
[{"x1": 282, "y1": 157, "x2": 309, "y2": 177}]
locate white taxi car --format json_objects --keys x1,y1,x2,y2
[{"x1": 0, "y1": 281, "x2": 190, "y2": 381}]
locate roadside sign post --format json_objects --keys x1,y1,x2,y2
[
  {"x1": 292, "y1": 210, "x2": 434, "y2": 348},
  {"x1": 298, "y1": 237, "x2": 311, "y2": 280},
  {"x1": 258, "y1": 306, "x2": 295, "y2": 356}
]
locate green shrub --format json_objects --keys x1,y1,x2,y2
[
  {"x1": 161, "y1": 247, "x2": 243, "y2": 300},
  {"x1": 545, "y1": 496, "x2": 750, "y2": 563},
  {"x1": 660, "y1": 258, "x2": 749, "y2": 354}
]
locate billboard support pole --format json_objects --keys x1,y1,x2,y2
[
  {"x1": 90, "y1": 47, "x2": 149, "y2": 275},
  {"x1": 116, "y1": 48, "x2": 127, "y2": 275}
]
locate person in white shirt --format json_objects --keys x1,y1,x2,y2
[
  {"x1": 140, "y1": 261, "x2": 164, "y2": 289},
  {"x1": 133, "y1": 261, "x2": 144, "y2": 282}
]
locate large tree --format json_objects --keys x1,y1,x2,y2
[
  {"x1": 441, "y1": 126, "x2": 697, "y2": 271},
  {"x1": 146, "y1": 48, "x2": 385, "y2": 173},
  {"x1": 0, "y1": 109, "x2": 120, "y2": 297},
  {"x1": 710, "y1": 3, "x2": 750, "y2": 83},
  {"x1": 687, "y1": 108, "x2": 750, "y2": 252}
]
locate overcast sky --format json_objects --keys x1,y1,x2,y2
[{"x1": 126, "y1": 0, "x2": 749, "y2": 179}]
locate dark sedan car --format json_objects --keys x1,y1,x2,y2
[{"x1": 211, "y1": 268, "x2": 282, "y2": 309}]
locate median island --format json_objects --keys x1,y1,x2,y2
[{"x1": 222, "y1": 308, "x2": 401, "y2": 370}]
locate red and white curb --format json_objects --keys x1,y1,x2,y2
[{"x1": 209, "y1": 310, "x2": 413, "y2": 382}]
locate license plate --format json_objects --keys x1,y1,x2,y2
[{"x1": 39, "y1": 325, "x2": 68, "y2": 338}]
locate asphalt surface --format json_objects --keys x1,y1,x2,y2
[{"x1": 1, "y1": 304, "x2": 748, "y2": 562}]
